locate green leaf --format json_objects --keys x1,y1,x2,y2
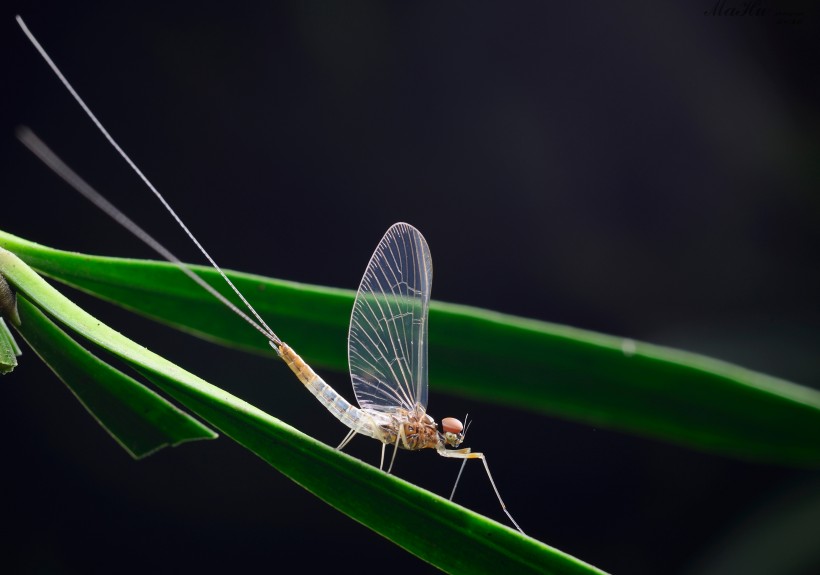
[
  {"x1": 2, "y1": 229, "x2": 819, "y2": 466},
  {"x1": 13, "y1": 295, "x2": 217, "y2": 458},
  {"x1": 0, "y1": 238, "x2": 606, "y2": 575},
  {"x1": 0, "y1": 267, "x2": 21, "y2": 374},
  {"x1": 0, "y1": 317, "x2": 21, "y2": 374}
]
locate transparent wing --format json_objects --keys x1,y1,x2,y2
[{"x1": 348, "y1": 222, "x2": 432, "y2": 413}]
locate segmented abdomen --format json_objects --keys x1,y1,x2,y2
[{"x1": 278, "y1": 342, "x2": 380, "y2": 439}]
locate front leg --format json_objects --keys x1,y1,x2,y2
[
  {"x1": 437, "y1": 447, "x2": 472, "y2": 457},
  {"x1": 435, "y1": 446, "x2": 524, "y2": 534}
]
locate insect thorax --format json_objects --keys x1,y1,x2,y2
[{"x1": 371, "y1": 406, "x2": 440, "y2": 451}]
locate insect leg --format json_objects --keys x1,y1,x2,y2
[
  {"x1": 450, "y1": 459, "x2": 469, "y2": 500},
  {"x1": 336, "y1": 429, "x2": 358, "y2": 451},
  {"x1": 436, "y1": 447, "x2": 524, "y2": 534},
  {"x1": 386, "y1": 426, "x2": 403, "y2": 474},
  {"x1": 379, "y1": 442, "x2": 387, "y2": 470}
]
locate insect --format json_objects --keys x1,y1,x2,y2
[{"x1": 16, "y1": 16, "x2": 523, "y2": 533}]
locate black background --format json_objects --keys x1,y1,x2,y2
[{"x1": 3, "y1": 2, "x2": 819, "y2": 574}]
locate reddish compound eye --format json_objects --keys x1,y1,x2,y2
[{"x1": 441, "y1": 417, "x2": 464, "y2": 435}]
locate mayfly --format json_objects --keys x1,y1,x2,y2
[{"x1": 16, "y1": 16, "x2": 523, "y2": 533}]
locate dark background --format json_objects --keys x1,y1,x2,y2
[{"x1": 3, "y1": 2, "x2": 819, "y2": 574}]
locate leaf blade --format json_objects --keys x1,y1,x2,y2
[
  {"x1": 0, "y1": 235, "x2": 608, "y2": 575},
  {"x1": 3, "y1": 229, "x2": 820, "y2": 466},
  {"x1": 0, "y1": 317, "x2": 21, "y2": 374},
  {"x1": 13, "y1": 295, "x2": 217, "y2": 458}
]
